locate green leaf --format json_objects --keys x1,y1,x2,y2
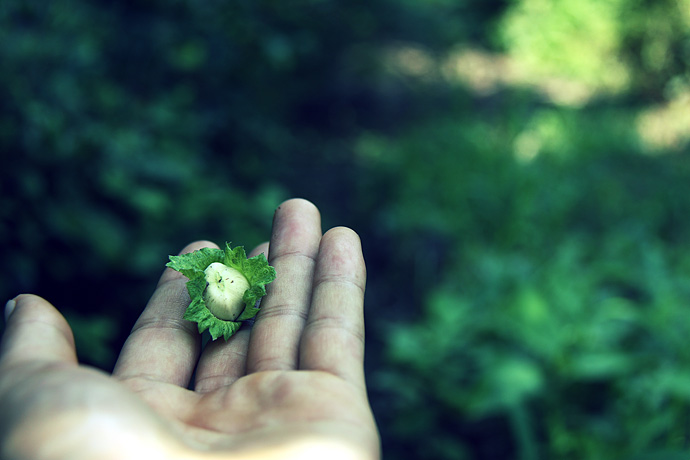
[
  {"x1": 166, "y1": 243, "x2": 276, "y2": 340},
  {"x1": 166, "y1": 247, "x2": 224, "y2": 280}
]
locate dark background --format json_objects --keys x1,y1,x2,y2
[{"x1": 3, "y1": 1, "x2": 690, "y2": 458}]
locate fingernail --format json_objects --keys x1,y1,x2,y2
[{"x1": 4, "y1": 298, "x2": 17, "y2": 322}]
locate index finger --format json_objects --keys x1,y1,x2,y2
[
  {"x1": 298, "y1": 227, "x2": 367, "y2": 389},
  {"x1": 112, "y1": 241, "x2": 216, "y2": 387}
]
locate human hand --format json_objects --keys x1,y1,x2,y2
[{"x1": 0, "y1": 199, "x2": 379, "y2": 460}]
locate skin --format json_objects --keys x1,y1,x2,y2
[{"x1": 0, "y1": 199, "x2": 380, "y2": 460}]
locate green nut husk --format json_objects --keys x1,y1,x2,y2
[{"x1": 166, "y1": 243, "x2": 276, "y2": 340}]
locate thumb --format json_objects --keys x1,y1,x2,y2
[{"x1": 1, "y1": 294, "x2": 77, "y2": 368}]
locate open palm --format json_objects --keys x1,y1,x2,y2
[{"x1": 0, "y1": 199, "x2": 379, "y2": 460}]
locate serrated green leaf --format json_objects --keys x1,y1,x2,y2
[
  {"x1": 186, "y1": 276, "x2": 207, "y2": 301},
  {"x1": 209, "y1": 319, "x2": 242, "y2": 341},
  {"x1": 166, "y1": 247, "x2": 224, "y2": 280},
  {"x1": 223, "y1": 243, "x2": 248, "y2": 269},
  {"x1": 236, "y1": 305, "x2": 260, "y2": 321},
  {"x1": 244, "y1": 253, "x2": 276, "y2": 285}
]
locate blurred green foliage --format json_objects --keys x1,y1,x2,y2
[{"x1": 2, "y1": 0, "x2": 690, "y2": 459}]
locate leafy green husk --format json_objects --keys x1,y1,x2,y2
[{"x1": 166, "y1": 243, "x2": 276, "y2": 340}]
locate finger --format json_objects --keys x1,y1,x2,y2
[
  {"x1": 299, "y1": 227, "x2": 367, "y2": 389},
  {"x1": 194, "y1": 329, "x2": 250, "y2": 393},
  {"x1": 113, "y1": 241, "x2": 217, "y2": 387},
  {"x1": 193, "y1": 242, "x2": 268, "y2": 392},
  {"x1": 250, "y1": 242, "x2": 270, "y2": 259},
  {"x1": 247, "y1": 199, "x2": 322, "y2": 373},
  {"x1": 0, "y1": 295, "x2": 77, "y2": 368}
]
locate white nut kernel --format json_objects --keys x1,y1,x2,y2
[{"x1": 203, "y1": 262, "x2": 250, "y2": 320}]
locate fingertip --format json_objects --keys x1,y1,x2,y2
[
  {"x1": 179, "y1": 240, "x2": 220, "y2": 255},
  {"x1": 1, "y1": 294, "x2": 77, "y2": 365},
  {"x1": 322, "y1": 226, "x2": 362, "y2": 247},
  {"x1": 7, "y1": 294, "x2": 48, "y2": 320},
  {"x1": 275, "y1": 198, "x2": 321, "y2": 218},
  {"x1": 317, "y1": 227, "x2": 366, "y2": 290},
  {"x1": 321, "y1": 227, "x2": 365, "y2": 264},
  {"x1": 8, "y1": 294, "x2": 72, "y2": 332},
  {"x1": 269, "y1": 198, "x2": 323, "y2": 261},
  {"x1": 249, "y1": 242, "x2": 270, "y2": 258},
  {"x1": 4, "y1": 298, "x2": 17, "y2": 323}
]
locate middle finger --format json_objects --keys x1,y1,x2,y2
[{"x1": 246, "y1": 199, "x2": 321, "y2": 373}]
